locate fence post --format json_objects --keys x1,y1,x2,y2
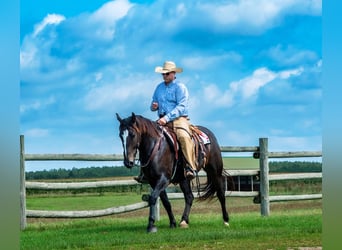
[
  {"x1": 20, "y1": 135, "x2": 27, "y2": 230},
  {"x1": 259, "y1": 138, "x2": 270, "y2": 216}
]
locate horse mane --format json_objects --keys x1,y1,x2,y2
[{"x1": 134, "y1": 115, "x2": 161, "y2": 138}]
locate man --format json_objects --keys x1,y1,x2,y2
[
  {"x1": 152, "y1": 61, "x2": 197, "y2": 180},
  {"x1": 134, "y1": 61, "x2": 197, "y2": 183}
]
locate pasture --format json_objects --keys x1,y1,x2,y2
[
  {"x1": 20, "y1": 136, "x2": 322, "y2": 248},
  {"x1": 21, "y1": 191, "x2": 322, "y2": 249}
]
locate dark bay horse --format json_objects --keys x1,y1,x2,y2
[{"x1": 116, "y1": 112, "x2": 229, "y2": 233}]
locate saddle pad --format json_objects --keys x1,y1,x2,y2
[{"x1": 198, "y1": 131, "x2": 210, "y2": 144}]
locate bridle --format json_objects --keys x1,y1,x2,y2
[{"x1": 121, "y1": 123, "x2": 163, "y2": 168}]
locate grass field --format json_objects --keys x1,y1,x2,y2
[
  {"x1": 22, "y1": 172, "x2": 322, "y2": 249},
  {"x1": 21, "y1": 207, "x2": 321, "y2": 250},
  {"x1": 22, "y1": 191, "x2": 322, "y2": 250}
]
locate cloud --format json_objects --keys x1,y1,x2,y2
[
  {"x1": 33, "y1": 13, "x2": 66, "y2": 37},
  {"x1": 230, "y1": 68, "x2": 277, "y2": 99},
  {"x1": 20, "y1": 0, "x2": 134, "y2": 83},
  {"x1": 20, "y1": 96, "x2": 56, "y2": 114},
  {"x1": 20, "y1": 0, "x2": 321, "y2": 157},
  {"x1": 182, "y1": 53, "x2": 242, "y2": 71},
  {"x1": 200, "y1": 66, "x2": 305, "y2": 109},
  {"x1": 202, "y1": 84, "x2": 234, "y2": 107},
  {"x1": 25, "y1": 128, "x2": 49, "y2": 137},
  {"x1": 269, "y1": 135, "x2": 321, "y2": 151},
  {"x1": 196, "y1": 0, "x2": 321, "y2": 34},
  {"x1": 266, "y1": 44, "x2": 319, "y2": 66},
  {"x1": 21, "y1": 14, "x2": 65, "y2": 70},
  {"x1": 83, "y1": 74, "x2": 154, "y2": 112},
  {"x1": 87, "y1": 0, "x2": 134, "y2": 40}
]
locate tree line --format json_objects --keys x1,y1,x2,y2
[
  {"x1": 25, "y1": 161, "x2": 321, "y2": 180},
  {"x1": 25, "y1": 166, "x2": 140, "y2": 180}
]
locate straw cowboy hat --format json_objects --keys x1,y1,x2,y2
[{"x1": 155, "y1": 61, "x2": 183, "y2": 73}]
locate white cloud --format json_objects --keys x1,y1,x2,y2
[
  {"x1": 20, "y1": 96, "x2": 56, "y2": 114},
  {"x1": 83, "y1": 75, "x2": 154, "y2": 111},
  {"x1": 20, "y1": 39, "x2": 39, "y2": 69},
  {"x1": 199, "y1": 66, "x2": 305, "y2": 109},
  {"x1": 269, "y1": 135, "x2": 321, "y2": 151},
  {"x1": 19, "y1": 0, "x2": 321, "y2": 158},
  {"x1": 278, "y1": 67, "x2": 304, "y2": 79},
  {"x1": 20, "y1": 0, "x2": 134, "y2": 76},
  {"x1": 25, "y1": 128, "x2": 49, "y2": 137},
  {"x1": 267, "y1": 45, "x2": 318, "y2": 66},
  {"x1": 92, "y1": 0, "x2": 133, "y2": 23},
  {"x1": 230, "y1": 66, "x2": 304, "y2": 100},
  {"x1": 88, "y1": 0, "x2": 134, "y2": 40},
  {"x1": 197, "y1": 0, "x2": 321, "y2": 33},
  {"x1": 231, "y1": 67, "x2": 277, "y2": 99},
  {"x1": 182, "y1": 53, "x2": 242, "y2": 70},
  {"x1": 20, "y1": 14, "x2": 66, "y2": 73},
  {"x1": 224, "y1": 130, "x2": 255, "y2": 146},
  {"x1": 203, "y1": 84, "x2": 234, "y2": 107},
  {"x1": 21, "y1": 13, "x2": 66, "y2": 70},
  {"x1": 33, "y1": 13, "x2": 65, "y2": 37},
  {"x1": 94, "y1": 72, "x2": 103, "y2": 82}
]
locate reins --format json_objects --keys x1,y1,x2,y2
[{"x1": 139, "y1": 127, "x2": 163, "y2": 168}]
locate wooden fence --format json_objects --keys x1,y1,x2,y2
[{"x1": 20, "y1": 136, "x2": 322, "y2": 230}]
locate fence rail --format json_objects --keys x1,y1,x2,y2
[
  {"x1": 26, "y1": 202, "x2": 149, "y2": 218},
  {"x1": 24, "y1": 153, "x2": 123, "y2": 161},
  {"x1": 20, "y1": 136, "x2": 322, "y2": 230}
]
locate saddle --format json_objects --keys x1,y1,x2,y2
[
  {"x1": 190, "y1": 125, "x2": 210, "y2": 170},
  {"x1": 161, "y1": 124, "x2": 210, "y2": 171}
]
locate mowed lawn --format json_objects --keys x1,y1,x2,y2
[{"x1": 21, "y1": 193, "x2": 322, "y2": 250}]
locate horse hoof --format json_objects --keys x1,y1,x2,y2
[
  {"x1": 147, "y1": 226, "x2": 157, "y2": 233},
  {"x1": 179, "y1": 220, "x2": 189, "y2": 228},
  {"x1": 170, "y1": 223, "x2": 177, "y2": 229},
  {"x1": 224, "y1": 221, "x2": 230, "y2": 227}
]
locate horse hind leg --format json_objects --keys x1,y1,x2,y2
[
  {"x1": 179, "y1": 178, "x2": 194, "y2": 228},
  {"x1": 216, "y1": 176, "x2": 230, "y2": 226},
  {"x1": 159, "y1": 190, "x2": 177, "y2": 228}
]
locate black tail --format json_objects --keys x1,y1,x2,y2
[{"x1": 198, "y1": 168, "x2": 234, "y2": 201}]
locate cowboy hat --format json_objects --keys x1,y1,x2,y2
[{"x1": 155, "y1": 61, "x2": 183, "y2": 73}]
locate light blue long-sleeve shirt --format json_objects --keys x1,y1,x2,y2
[{"x1": 151, "y1": 80, "x2": 189, "y2": 122}]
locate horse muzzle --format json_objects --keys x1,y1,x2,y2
[{"x1": 124, "y1": 158, "x2": 135, "y2": 168}]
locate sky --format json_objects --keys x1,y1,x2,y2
[{"x1": 20, "y1": 0, "x2": 322, "y2": 171}]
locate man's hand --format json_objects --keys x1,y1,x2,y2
[
  {"x1": 151, "y1": 102, "x2": 159, "y2": 111},
  {"x1": 157, "y1": 117, "x2": 167, "y2": 125}
]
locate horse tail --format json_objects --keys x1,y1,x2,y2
[
  {"x1": 222, "y1": 168, "x2": 235, "y2": 192},
  {"x1": 198, "y1": 168, "x2": 234, "y2": 201}
]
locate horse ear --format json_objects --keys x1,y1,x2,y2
[
  {"x1": 131, "y1": 112, "x2": 136, "y2": 123},
  {"x1": 116, "y1": 113, "x2": 122, "y2": 122}
]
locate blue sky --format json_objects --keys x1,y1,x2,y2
[{"x1": 20, "y1": 0, "x2": 322, "y2": 170}]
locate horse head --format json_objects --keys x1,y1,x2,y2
[{"x1": 116, "y1": 112, "x2": 140, "y2": 168}]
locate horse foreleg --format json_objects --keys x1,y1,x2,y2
[
  {"x1": 179, "y1": 179, "x2": 194, "y2": 227},
  {"x1": 159, "y1": 190, "x2": 177, "y2": 228},
  {"x1": 147, "y1": 175, "x2": 169, "y2": 233}
]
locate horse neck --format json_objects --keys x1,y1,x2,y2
[{"x1": 136, "y1": 119, "x2": 161, "y2": 157}]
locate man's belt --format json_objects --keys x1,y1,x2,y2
[{"x1": 159, "y1": 113, "x2": 188, "y2": 119}]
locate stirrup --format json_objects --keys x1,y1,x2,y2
[
  {"x1": 134, "y1": 174, "x2": 148, "y2": 184},
  {"x1": 185, "y1": 167, "x2": 196, "y2": 180}
]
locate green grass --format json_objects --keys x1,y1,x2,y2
[
  {"x1": 22, "y1": 177, "x2": 322, "y2": 249},
  {"x1": 21, "y1": 208, "x2": 321, "y2": 250},
  {"x1": 26, "y1": 193, "x2": 144, "y2": 211},
  {"x1": 222, "y1": 157, "x2": 259, "y2": 169}
]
